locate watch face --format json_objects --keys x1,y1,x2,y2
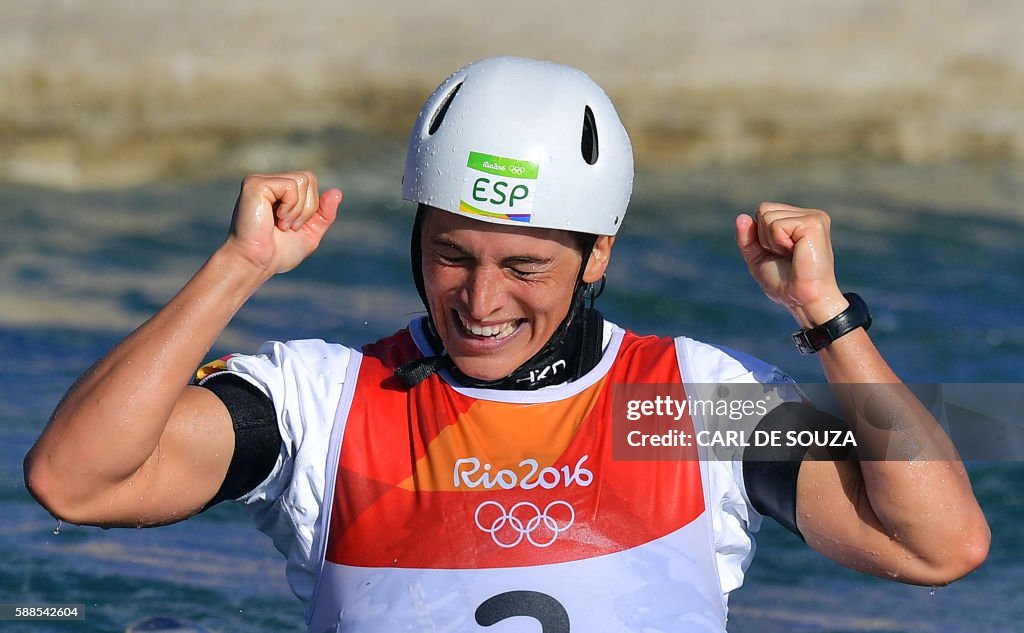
[
  {"x1": 791, "y1": 331, "x2": 817, "y2": 355},
  {"x1": 792, "y1": 329, "x2": 828, "y2": 354}
]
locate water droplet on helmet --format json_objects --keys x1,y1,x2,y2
[{"x1": 53, "y1": 520, "x2": 62, "y2": 535}]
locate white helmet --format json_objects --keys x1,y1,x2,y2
[{"x1": 402, "y1": 56, "x2": 633, "y2": 236}]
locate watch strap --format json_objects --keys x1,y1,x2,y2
[{"x1": 792, "y1": 292, "x2": 872, "y2": 354}]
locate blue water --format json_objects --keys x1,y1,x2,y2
[{"x1": 1, "y1": 159, "x2": 1022, "y2": 632}]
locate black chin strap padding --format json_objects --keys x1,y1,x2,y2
[
  {"x1": 574, "y1": 306, "x2": 604, "y2": 376},
  {"x1": 394, "y1": 354, "x2": 452, "y2": 388}
]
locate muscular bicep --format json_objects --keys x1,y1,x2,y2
[
  {"x1": 96, "y1": 385, "x2": 235, "y2": 526},
  {"x1": 743, "y1": 400, "x2": 932, "y2": 581},
  {"x1": 796, "y1": 459, "x2": 934, "y2": 585}
]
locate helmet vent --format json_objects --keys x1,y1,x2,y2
[
  {"x1": 428, "y1": 81, "x2": 463, "y2": 135},
  {"x1": 581, "y1": 105, "x2": 599, "y2": 165}
]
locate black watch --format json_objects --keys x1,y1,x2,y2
[{"x1": 791, "y1": 292, "x2": 872, "y2": 355}]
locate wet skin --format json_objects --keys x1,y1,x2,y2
[{"x1": 419, "y1": 207, "x2": 612, "y2": 381}]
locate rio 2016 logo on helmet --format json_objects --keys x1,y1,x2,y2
[{"x1": 402, "y1": 56, "x2": 634, "y2": 237}]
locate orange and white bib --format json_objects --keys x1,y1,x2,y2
[{"x1": 306, "y1": 326, "x2": 727, "y2": 633}]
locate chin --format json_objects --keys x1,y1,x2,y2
[{"x1": 449, "y1": 356, "x2": 517, "y2": 382}]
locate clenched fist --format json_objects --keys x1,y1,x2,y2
[
  {"x1": 224, "y1": 171, "x2": 343, "y2": 276},
  {"x1": 736, "y1": 202, "x2": 849, "y2": 329}
]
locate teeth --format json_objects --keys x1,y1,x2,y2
[{"x1": 459, "y1": 314, "x2": 517, "y2": 339}]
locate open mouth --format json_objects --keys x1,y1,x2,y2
[{"x1": 455, "y1": 311, "x2": 522, "y2": 341}]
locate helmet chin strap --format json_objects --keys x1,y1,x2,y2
[{"x1": 395, "y1": 206, "x2": 605, "y2": 390}]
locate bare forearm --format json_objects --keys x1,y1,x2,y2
[
  {"x1": 26, "y1": 246, "x2": 268, "y2": 503},
  {"x1": 814, "y1": 328, "x2": 988, "y2": 579},
  {"x1": 738, "y1": 205, "x2": 987, "y2": 582},
  {"x1": 820, "y1": 327, "x2": 964, "y2": 468}
]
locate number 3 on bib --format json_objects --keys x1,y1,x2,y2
[{"x1": 476, "y1": 591, "x2": 570, "y2": 633}]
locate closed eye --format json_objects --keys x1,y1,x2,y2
[
  {"x1": 508, "y1": 267, "x2": 537, "y2": 279},
  {"x1": 504, "y1": 256, "x2": 553, "y2": 279},
  {"x1": 431, "y1": 242, "x2": 473, "y2": 266}
]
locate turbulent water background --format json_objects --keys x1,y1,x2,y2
[{"x1": 1, "y1": 154, "x2": 1022, "y2": 632}]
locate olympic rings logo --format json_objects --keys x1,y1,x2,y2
[
  {"x1": 474, "y1": 500, "x2": 575, "y2": 548},
  {"x1": 508, "y1": 165, "x2": 526, "y2": 176}
]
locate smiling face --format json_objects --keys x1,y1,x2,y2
[{"x1": 420, "y1": 207, "x2": 613, "y2": 382}]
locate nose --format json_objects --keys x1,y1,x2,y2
[{"x1": 463, "y1": 265, "x2": 506, "y2": 320}]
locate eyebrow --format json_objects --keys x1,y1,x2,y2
[{"x1": 502, "y1": 255, "x2": 553, "y2": 267}]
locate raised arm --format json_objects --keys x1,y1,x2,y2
[
  {"x1": 24, "y1": 172, "x2": 342, "y2": 527},
  {"x1": 736, "y1": 202, "x2": 989, "y2": 586}
]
